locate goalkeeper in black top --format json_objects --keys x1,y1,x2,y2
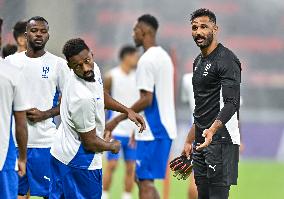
[{"x1": 181, "y1": 8, "x2": 241, "y2": 199}]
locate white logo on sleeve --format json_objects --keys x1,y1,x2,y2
[
  {"x1": 209, "y1": 164, "x2": 216, "y2": 172},
  {"x1": 44, "y1": 176, "x2": 51, "y2": 181}
]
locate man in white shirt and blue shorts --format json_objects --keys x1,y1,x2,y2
[
  {"x1": 49, "y1": 38, "x2": 145, "y2": 199},
  {"x1": 5, "y1": 16, "x2": 70, "y2": 198},
  {"x1": 107, "y1": 14, "x2": 177, "y2": 199}
]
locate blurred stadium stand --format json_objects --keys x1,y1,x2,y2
[{"x1": 1, "y1": 0, "x2": 284, "y2": 160}]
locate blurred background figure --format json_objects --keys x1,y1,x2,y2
[
  {"x1": 102, "y1": 45, "x2": 140, "y2": 199},
  {"x1": 13, "y1": 20, "x2": 27, "y2": 52},
  {"x1": 2, "y1": 43, "x2": 17, "y2": 58},
  {"x1": 0, "y1": 17, "x2": 3, "y2": 59},
  {"x1": 181, "y1": 73, "x2": 198, "y2": 199}
]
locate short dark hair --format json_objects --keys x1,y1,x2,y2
[
  {"x1": 119, "y1": 45, "x2": 137, "y2": 60},
  {"x1": 2, "y1": 43, "x2": 17, "y2": 58},
  {"x1": 13, "y1": 21, "x2": 27, "y2": 40},
  {"x1": 138, "y1": 14, "x2": 159, "y2": 31},
  {"x1": 190, "y1": 8, "x2": 216, "y2": 24},
  {"x1": 62, "y1": 38, "x2": 89, "y2": 61},
  {"x1": 27, "y1": 16, "x2": 48, "y2": 25}
]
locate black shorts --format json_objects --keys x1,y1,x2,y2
[{"x1": 192, "y1": 143, "x2": 239, "y2": 186}]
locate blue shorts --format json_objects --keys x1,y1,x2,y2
[
  {"x1": 136, "y1": 139, "x2": 172, "y2": 180},
  {"x1": 49, "y1": 156, "x2": 102, "y2": 199},
  {"x1": 106, "y1": 136, "x2": 136, "y2": 161},
  {"x1": 17, "y1": 148, "x2": 51, "y2": 197},
  {"x1": 0, "y1": 170, "x2": 18, "y2": 199}
]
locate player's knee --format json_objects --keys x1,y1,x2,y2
[
  {"x1": 107, "y1": 161, "x2": 118, "y2": 172},
  {"x1": 125, "y1": 162, "x2": 135, "y2": 176},
  {"x1": 138, "y1": 180, "x2": 154, "y2": 190}
]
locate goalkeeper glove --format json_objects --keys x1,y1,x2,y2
[{"x1": 169, "y1": 155, "x2": 193, "y2": 180}]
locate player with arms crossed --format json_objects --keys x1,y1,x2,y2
[
  {"x1": 0, "y1": 17, "x2": 29, "y2": 199},
  {"x1": 180, "y1": 9, "x2": 241, "y2": 199},
  {"x1": 5, "y1": 16, "x2": 70, "y2": 198},
  {"x1": 49, "y1": 38, "x2": 145, "y2": 199},
  {"x1": 103, "y1": 45, "x2": 140, "y2": 199},
  {"x1": 107, "y1": 14, "x2": 177, "y2": 199}
]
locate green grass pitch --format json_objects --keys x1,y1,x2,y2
[{"x1": 32, "y1": 160, "x2": 284, "y2": 199}]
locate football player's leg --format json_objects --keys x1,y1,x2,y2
[
  {"x1": 103, "y1": 159, "x2": 119, "y2": 190},
  {"x1": 188, "y1": 173, "x2": 198, "y2": 199},
  {"x1": 102, "y1": 155, "x2": 119, "y2": 199},
  {"x1": 123, "y1": 136, "x2": 136, "y2": 194},
  {"x1": 192, "y1": 143, "x2": 208, "y2": 199},
  {"x1": 209, "y1": 185, "x2": 230, "y2": 199},
  {"x1": 138, "y1": 180, "x2": 159, "y2": 199}
]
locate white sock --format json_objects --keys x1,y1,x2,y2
[
  {"x1": 122, "y1": 192, "x2": 132, "y2": 199},
  {"x1": 102, "y1": 191, "x2": 109, "y2": 199}
]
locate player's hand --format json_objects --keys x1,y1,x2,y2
[
  {"x1": 126, "y1": 109, "x2": 146, "y2": 133},
  {"x1": 103, "y1": 130, "x2": 112, "y2": 142},
  {"x1": 18, "y1": 159, "x2": 26, "y2": 177},
  {"x1": 196, "y1": 129, "x2": 214, "y2": 151},
  {"x1": 26, "y1": 108, "x2": 47, "y2": 123},
  {"x1": 170, "y1": 155, "x2": 193, "y2": 180},
  {"x1": 110, "y1": 140, "x2": 121, "y2": 154},
  {"x1": 182, "y1": 142, "x2": 193, "y2": 157}
]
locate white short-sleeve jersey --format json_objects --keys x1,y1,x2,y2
[
  {"x1": 5, "y1": 51, "x2": 70, "y2": 148},
  {"x1": 0, "y1": 60, "x2": 30, "y2": 171},
  {"x1": 108, "y1": 67, "x2": 139, "y2": 137},
  {"x1": 135, "y1": 46, "x2": 177, "y2": 141},
  {"x1": 51, "y1": 64, "x2": 105, "y2": 170}
]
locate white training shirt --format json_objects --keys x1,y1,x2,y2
[
  {"x1": 181, "y1": 73, "x2": 195, "y2": 123},
  {"x1": 135, "y1": 46, "x2": 177, "y2": 141},
  {"x1": 181, "y1": 73, "x2": 195, "y2": 113},
  {"x1": 108, "y1": 67, "x2": 139, "y2": 137},
  {"x1": 0, "y1": 59, "x2": 30, "y2": 171},
  {"x1": 5, "y1": 51, "x2": 70, "y2": 148},
  {"x1": 51, "y1": 64, "x2": 104, "y2": 170}
]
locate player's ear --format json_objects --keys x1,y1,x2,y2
[
  {"x1": 90, "y1": 51, "x2": 94, "y2": 58},
  {"x1": 213, "y1": 24, "x2": 218, "y2": 34},
  {"x1": 67, "y1": 62, "x2": 73, "y2": 69},
  {"x1": 24, "y1": 32, "x2": 27, "y2": 39},
  {"x1": 46, "y1": 33, "x2": 50, "y2": 41}
]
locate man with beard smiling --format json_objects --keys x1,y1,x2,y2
[
  {"x1": 181, "y1": 9, "x2": 241, "y2": 199},
  {"x1": 5, "y1": 16, "x2": 70, "y2": 199}
]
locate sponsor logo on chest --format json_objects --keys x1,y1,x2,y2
[
  {"x1": 42, "y1": 66, "x2": 50, "y2": 78},
  {"x1": 203, "y1": 63, "x2": 211, "y2": 76}
]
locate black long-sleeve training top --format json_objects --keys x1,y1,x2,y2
[{"x1": 192, "y1": 43, "x2": 241, "y2": 144}]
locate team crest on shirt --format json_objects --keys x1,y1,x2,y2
[
  {"x1": 42, "y1": 66, "x2": 50, "y2": 78},
  {"x1": 203, "y1": 63, "x2": 211, "y2": 76},
  {"x1": 98, "y1": 77, "x2": 103, "y2": 85}
]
